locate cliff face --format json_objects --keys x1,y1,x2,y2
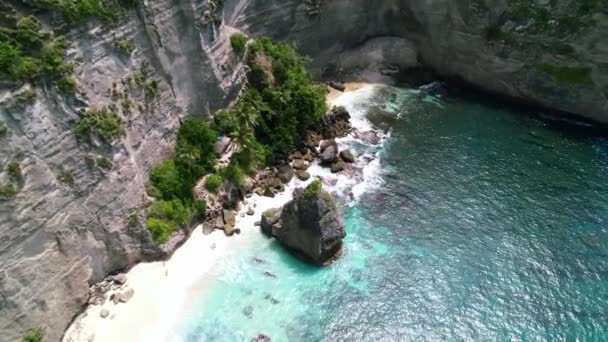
[
  {"x1": 0, "y1": 0, "x2": 606, "y2": 340},
  {"x1": 232, "y1": 0, "x2": 607, "y2": 122}
]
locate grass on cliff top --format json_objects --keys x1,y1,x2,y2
[{"x1": 535, "y1": 64, "x2": 593, "y2": 84}]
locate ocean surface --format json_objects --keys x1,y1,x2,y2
[{"x1": 174, "y1": 84, "x2": 608, "y2": 341}]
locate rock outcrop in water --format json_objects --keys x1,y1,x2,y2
[
  {"x1": 0, "y1": 0, "x2": 607, "y2": 339},
  {"x1": 261, "y1": 181, "x2": 346, "y2": 265}
]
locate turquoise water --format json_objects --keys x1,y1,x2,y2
[{"x1": 179, "y1": 85, "x2": 608, "y2": 341}]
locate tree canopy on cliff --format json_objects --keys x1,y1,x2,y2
[{"x1": 145, "y1": 37, "x2": 327, "y2": 244}]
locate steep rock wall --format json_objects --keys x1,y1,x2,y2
[
  {"x1": 0, "y1": 0, "x2": 246, "y2": 340},
  {"x1": 231, "y1": 0, "x2": 607, "y2": 122}
]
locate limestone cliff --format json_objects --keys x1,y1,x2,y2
[{"x1": 0, "y1": 0, "x2": 606, "y2": 340}]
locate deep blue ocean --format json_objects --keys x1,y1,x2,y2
[{"x1": 177, "y1": 85, "x2": 608, "y2": 341}]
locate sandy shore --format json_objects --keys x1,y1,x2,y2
[{"x1": 326, "y1": 82, "x2": 369, "y2": 107}]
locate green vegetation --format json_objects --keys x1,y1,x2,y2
[
  {"x1": 15, "y1": 89, "x2": 37, "y2": 105},
  {"x1": 145, "y1": 38, "x2": 326, "y2": 244},
  {"x1": 127, "y1": 211, "x2": 139, "y2": 226},
  {"x1": 58, "y1": 76, "x2": 77, "y2": 94},
  {"x1": 303, "y1": 179, "x2": 322, "y2": 201},
  {"x1": 7, "y1": 161, "x2": 21, "y2": 180},
  {"x1": 483, "y1": 25, "x2": 512, "y2": 42},
  {"x1": 535, "y1": 64, "x2": 593, "y2": 84},
  {"x1": 74, "y1": 106, "x2": 125, "y2": 144},
  {"x1": 144, "y1": 79, "x2": 160, "y2": 99},
  {"x1": 215, "y1": 38, "x2": 327, "y2": 162},
  {"x1": 57, "y1": 169, "x2": 75, "y2": 186},
  {"x1": 230, "y1": 33, "x2": 247, "y2": 54},
  {"x1": 146, "y1": 118, "x2": 216, "y2": 243},
  {"x1": 96, "y1": 156, "x2": 112, "y2": 170},
  {"x1": 205, "y1": 174, "x2": 222, "y2": 192},
  {"x1": 0, "y1": 123, "x2": 7, "y2": 137},
  {"x1": 0, "y1": 182, "x2": 18, "y2": 198},
  {"x1": 0, "y1": 0, "x2": 137, "y2": 94},
  {"x1": 114, "y1": 39, "x2": 133, "y2": 54},
  {"x1": 22, "y1": 327, "x2": 45, "y2": 342},
  {"x1": 84, "y1": 155, "x2": 96, "y2": 167},
  {"x1": 145, "y1": 218, "x2": 172, "y2": 244},
  {"x1": 221, "y1": 162, "x2": 245, "y2": 186},
  {"x1": 1, "y1": 160, "x2": 22, "y2": 199},
  {"x1": 121, "y1": 98, "x2": 133, "y2": 114},
  {"x1": 480, "y1": 0, "x2": 607, "y2": 45},
  {"x1": 0, "y1": 16, "x2": 70, "y2": 82}
]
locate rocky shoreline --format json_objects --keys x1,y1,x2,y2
[{"x1": 193, "y1": 103, "x2": 356, "y2": 241}]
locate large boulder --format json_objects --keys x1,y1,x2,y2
[
  {"x1": 320, "y1": 106, "x2": 352, "y2": 139},
  {"x1": 261, "y1": 208, "x2": 281, "y2": 236},
  {"x1": 260, "y1": 181, "x2": 346, "y2": 265},
  {"x1": 292, "y1": 159, "x2": 309, "y2": 170},
  {"x1": 277, "y1": 165, "x2": 294, "y2": 183},
  {"x1": 296, "y1": 170, "x2": 310, "y2": 181},
  {"x1": 339, "y1": 150, "x2": 355, "y2": 163},
  {"x1": 320, "y1": 140, "x2": 339, "y2": 164},
  {"x1": 331, "y1": 161, "x2": 346, "y2": 173}
]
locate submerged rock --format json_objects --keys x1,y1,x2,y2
[
  {"x1": 251, "y1": 334, "x2": 272, "y2": 342},
  {"x1": 352, "y1": 129, "x2": 382, "y2": 145},
  {"x1": 243, "y1": 305, "x2": 254, "y2": 319},
  {"x1": 260, "y1": 181, "x2": 346, "y2": 265}
]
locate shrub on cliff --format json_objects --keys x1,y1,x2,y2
[
  {"x1": 145, "y1": 218, "x2": 171, "y2": 244},
  {"x1": 22, "y1": 327, "x2": 44, "y2": 342},
  {"x1": 230, "y1": 33, "x2": 247, "y2": 54},
  {"x1": 146, "y1": 118, "x2": 217, "y2": 243},
  {"x1": 205, "y1": 174, "x2": 222, "y2": 192},
  {"x1": 74, "y1": 106, "x2": 125, "y2": 144},
  {"x1": 0, "y1": 123, "x2": 7, "y2": 137}
]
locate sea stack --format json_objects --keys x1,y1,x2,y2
[{"x1": 261, "y1": 180, "x2": 346, "y2": 265}]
